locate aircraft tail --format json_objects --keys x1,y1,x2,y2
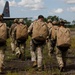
[{"x1": 2, "y1": 1, "x2": 10, "y2": 17}]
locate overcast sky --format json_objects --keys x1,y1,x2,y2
[{"x1": 0, "y1": 0, "x2": 75, "y2": 22}]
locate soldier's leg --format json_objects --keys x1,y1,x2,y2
[
  {"x1": 30, "y1": 41, "x2": 37, "y2": 67},
  {"x1": 37, "y1": 46, "x2": 43, "y2": 70},
  {"x1": 20, "y1": 43, "x2": 26, "y2": 60},
  {"x1": 15, "y1": 47, "x2": 21, "y2": 55},
  {"x1": 11, "y1": 42, "x2": 16, "y2": 53},
  {"x1": 15, "y1": 41, "x2": 21, "y2": 58},
  {"x1": 46, "y1": 39, "x2": 51, "y2": 56},
  {"x1": 51, "y1": 40, "x2": 56, "y2": 53},
  {"x1": 62, "y1": 47, "x2": 68, "y2": 68},
  {"x1": 49, "y1": 40, "x2": 56, "y2": 56},
  {"x1": 0, "y1": 45, "x2": 6, "y2": 73},
  {"x1": 55, "y1": 47, "x2": 64, "y2": 70},
  {"x1": 20, "y1": 43, "x2": 25, "y2": 54},
  {"x1": 47, "y1": 40, "x2": 56, "y2": 57},
  {"x1": 10, "y1": 38, "x2": 16, "y2": 53}
]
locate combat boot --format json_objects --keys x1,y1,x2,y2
[
  {"x1": 32, "y1": 61, "x2": 37, "y2": 68},
  {"x1": 36, "y1": 67, "x2": 42, "y2": 72},
  {"x1": 38, "y1": 67, "x2": 42, "y2": 71},
  {"x1": 59, "y1": 67, "x2": 65, "y2": 72}
]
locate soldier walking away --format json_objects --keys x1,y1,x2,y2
[
  {"x1": 28, "y1": 15, "x2": 49, "y2": 71},
  {"x1": 56, "y1": 20, "x2": 71, "y2": 72},
  {"x1": 0, "y1": 14, "x2": 9, "y2": 74},
  {"x1": 46, "y1": 19, "x2": 53, "y2": 56},
  {"x1": 10, "y1": 19, "x2": 18, "y2": 53},
  {"x1": 13, "y1": 19, "x2": 28, "y2": 60},
  {"x1": 47, "y1": 19, "x2": 53, "y2": 29},
  {"x1": 49, "y1": 20, "x2": 59, "y2": 56}
]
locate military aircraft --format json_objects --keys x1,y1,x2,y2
[
  {"x1": 2, "y1": 1, "x2": 10, "y2": 19},
  {"x1": 2, "y1": 1, "x2": 32, "y2": 20}
]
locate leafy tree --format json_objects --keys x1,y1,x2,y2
[
  {"x1": 72, "y1": 20, "x2": 75, "y2": 25},
  {"x1": 24, "y1": 18, "x2": 32, "y2": 27}
]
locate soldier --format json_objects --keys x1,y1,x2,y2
[
  {"x1": 13, "y1": 19, "x2": 28, "y2": 60},
  {"x1": 10, "y1": 19, "x2": 18, "y2": 53},
  {"x1": 28, "y1": 15, "x2": 48, "y2": 71},
  {"x1": 48, "y1": 20, "x2": 59, "y2": 56},
  {"x1": 47, "y1": 19, "x2": 52, "y2": 29},
  {"x1": 46, "y1": 19, "x2": 53, "y2": 56},
  {"x1": 0, "y1": 14, "x2": 8, "y2": 73},
  {"x1": 55, "y1": 20, "x2": 71, "y2": 72}
]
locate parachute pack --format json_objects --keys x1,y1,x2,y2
[
  {"x1": 51, "y1": 26, "x2": 58, "y2": 40},
  {"x1": 57, "y1": 27, "x2": 71, "y2": 47},
  {"x1": 16, "y1": 25, "x2": 28, "y2": 41},
  {"x1": 32, "y1": 21, "x2": 48, "y2": 41},
  {"x1": 0, "y1": 23, "x2": 7, "y2": 43}
]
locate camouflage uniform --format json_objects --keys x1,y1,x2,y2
[
  {"x1": 48, "y1": 21, "x2": 58, "y2": 56},
  {"x1": 56, "y1": 46, "x2": 69, "y2": 71},
  {"x1": 15, "y1": 39, "x2": 26, "y2": 59},
  {"x1": 55, "y1": 20, "x2": 70, "y2": 71},
  {"x1": 30, "y1": 40, "x2": 44, "y2": 68},
  {"x1": 0, "y1": 14, "x2": 8, "y2": 73},
  {"x1": 46, "y1": 19, "x2": 53, "y2": 56},
  {"x1": 28, "y1": 15, "x2": 47, "y2": 70},
  {"x1": 0, "y1": 45, "x2": 6, "y2": 73},
  {"x1": 10, "y1": 19, "x2": 18, "y2": 53},
  {"x1": 13, "y1": 19, "x2": 26, "y2": 59}
]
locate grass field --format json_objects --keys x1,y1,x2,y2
[{"x1": 3, "y1": 35, "x2": 75, "y2": 75}]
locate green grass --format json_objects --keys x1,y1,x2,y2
[
  {"x1": 70, "y1": 28, "x2": 75, "y2": 31},
  {"x1": 71, "y1": 37, "x2": 75, "y2": 49},
  {"x1": 5, "y1": 36, "x2": 75, "y2": 75},
  {"x1": 6, "y1": 71, "x2": 19, "y2": 75}
]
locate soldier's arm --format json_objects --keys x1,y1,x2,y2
[
  {"x1": 28, "y1": 23, "x2": 33, "y2": 35},
  {"x1": 13, "y1": 27, "x2": 16, "y2": 40}
]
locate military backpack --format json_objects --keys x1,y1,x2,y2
[
  {"x1": 57, "y1": 27, "x2": 71, "y2": 47},
  {"x1": 32, "y1": 21, "x2": 48, "y2": 41},
  {"x1": 16, "y1": 24, "x2": 28, "y2": 41},
  {"x1": 51, "y1": 25, "x2": 58, "y2": 40},
  {"x1": 0, "y1": 23, "x2": 7, "y2": 43}
]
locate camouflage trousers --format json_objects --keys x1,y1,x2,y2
[
  {"x1": 30, "y1": 40, "x2": 43, "y2": 68},
  {"x1": 15, "y1": 40, "x2": 26, "y2": 57},
  {"x1": 0, "y1": 44, "x2": 6, "y2": 71},
  {"x1": 10, "y1": 37, "x2": 16, "y2": 53},
  {"x1": 55, "y1": 46, "x2": 69, "y2": 68},
  {"x1": 46, "y1": 39, "x2": 56, "y2": 56}
]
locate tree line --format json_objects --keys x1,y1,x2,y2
[{"x1": 4, "y1": 15, "x2": 75, "y2": 28}]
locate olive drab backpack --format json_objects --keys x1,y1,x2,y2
[
  {"x1": 51, "y1": 26, "x2": 58, "y2": 40},
  {"x1": 16, "y1": 24, "x2": 28, "y2": 40},
  {"x1": 0, "y1": 23, "x2": 7, "y2": 43},
  {"x1": 32, "y1": 21, "x2": 48, "y2": 41},
  {"x1": 57, "y1": 27, "x2": 71, "y2": 47}
]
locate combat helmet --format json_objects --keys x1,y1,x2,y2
[
  {"x1": 18, "y1": 19, "x2": 24, "y2": 23},
  {"x1": 59, "y1": 19, "x2": 66, "y2": 23},
  {"x1": 47, "y1": 19, "x2": 52, "y2": 22},
  {"x1": 14, "y1": 19, "x2": 18, "y2": 23},
  {"x1": 52, "y1": 20, "x2": 58, "y2": 25}
]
